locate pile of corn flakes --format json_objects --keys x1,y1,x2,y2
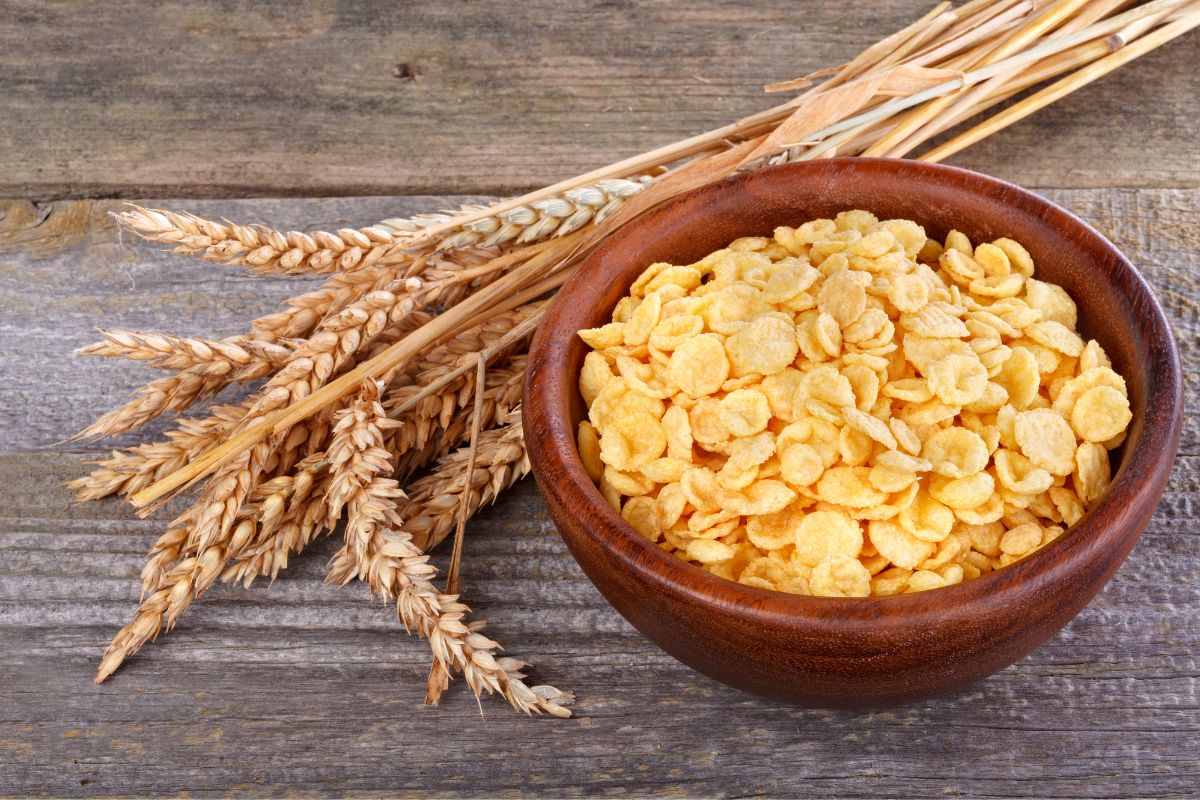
[{"x1": 576, "y1": 210, "x2": 1132, "y2": 597}]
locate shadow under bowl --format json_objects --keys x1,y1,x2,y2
[{"x1": 523, "y1": 158, "x2": 1182, "y2": 708}]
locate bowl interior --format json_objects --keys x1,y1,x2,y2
[{"x1": 529, "y1": 158, "x2": 1180, "y2": 618}]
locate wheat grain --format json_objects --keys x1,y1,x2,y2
[
  {"x1": 126, "y1": 234, "x2": 581, "y2": 506},
  {"x1": 91, "y1": 250, "x2": 540, "y2": 679},
  {"x1": 221, "y1": 454, "x2": 330, "y2": 586},
  {"x1": 220, "y1": 352, "x2": 528, "y2": 587},
  {"x1": 216, "y1": 345, "x2": 529, "y2": 589},
  {"x1": 424, "y1": 342, "x2": 490, "y2": 705},
  {"x1": 139, "y1": 520, "x2": 191, "y2": 600},
  {"x1": 228, "y1": 277, "x2": 458, "y2": 496},
  {"x1": 186, "y1": 279, "x2": 448, "y2": 528}
]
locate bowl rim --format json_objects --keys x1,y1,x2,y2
[{"x1": 524, "y1": 157, "x2": 1182, "y2": 630}]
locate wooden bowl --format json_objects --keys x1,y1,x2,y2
[{"x1": 523, "y1": 158, "x2": 1182, "y2": 707}]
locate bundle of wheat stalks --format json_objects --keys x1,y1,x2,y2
[{"x1": 71, "y1": 0, "x2": 1199, "y2": 716}]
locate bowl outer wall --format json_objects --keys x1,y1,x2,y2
[{"x1": 523, "y1": 158, "x2": 1182, "y2": 707}]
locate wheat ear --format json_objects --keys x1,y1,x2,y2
[
  {"x1": 96, "y1": 446, "x2": 330, "y2": 682},
  {"x1": 324, "y1": 381, "x2": 402, "y2": 573},
  {"x1": 114, "y1": 177, "x2": 649, "y2": 275},
  {"x1": 370, "y1": 526, "x2": 573, "y2": 717},
  {"x1": 320, "y1": 396, "x2": 570, "y2": 716},
  {"x1": 73, "y1": 371, "x2": 237, "y2": 440},
  {"x1": 69, "y1": 403, "x2": 249, "y2": 502},
  {"x1": 399, "y1": 411, "x2": 531, "y2": 554},
  {"x1": 94, "y1": 520, "x2": 254, "y2": 683},
  {"x1": 77, "y1": 330, "x2": 292, "y2": 375},
  {"x1": 112, "y1": 206, "x2": 420, "y2": 276},
  {"x1": 379, "y1": 177, "x2": 653, "y2": 249}
]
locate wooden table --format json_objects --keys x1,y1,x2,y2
[{"x1": 2, "y1": 2, "x2": 1197, "y2": 797}]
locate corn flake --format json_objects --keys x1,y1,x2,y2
[
  {"x1": 809, "y1": 554, "x2": 871, "y2": 597},
  {"x1": 1071, "y1": 386, "x2": 1131, "y2": 442},
  {"x1": 669, "y1": 334, "x2": 730, "y2": 398},
  {"x1": 793, "y1": 510, "x2": 863, "y2": 566},
  {"x1": 923, "y1": 427, "x2": 988, "y2": 479},
  {"x1": 817, "y1": 466, "x2": 888, "y2": 508},
  {"x1": 726, "y1": 315, "x2": 798, "y2": 377},
  {"x1": 1014, "y1": 408, "x2": 1076, "y2": 476},
  {"x1": 577, "y1": 421, "x2": 604, "y2": 481}
]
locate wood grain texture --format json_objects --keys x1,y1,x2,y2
[
  {"x1": 1, "y1": 190, "x2": 1197, "y2": 797},
  {"x1": 1, "y1": 0, "x2": 1200, "y2": 200}
]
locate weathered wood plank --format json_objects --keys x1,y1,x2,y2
[
  {"x1": 1, "y1": 1, "x2": 1199, "y2": 200},
  {"x1": 1, "y1": 190, "x2": 1197, "y2": 798}
]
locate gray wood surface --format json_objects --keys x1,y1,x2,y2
[
  {"x1": 2, "y1": 0, "x2": 1200, "y2": 199},
  {"x1": 2, "y1": 1, "x2": 1199, "y2": 797}
]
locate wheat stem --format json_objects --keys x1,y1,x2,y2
[
  {"x1": 424, "y1": 350, "x2": 489, "y2": 705},
  {"x1": 921, "y1": 6, "x2": 1200, "y2": 162}
]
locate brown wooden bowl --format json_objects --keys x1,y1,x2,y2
[{"x1": 523, "y1": 158, "x2": 1182, "y2": 707}]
